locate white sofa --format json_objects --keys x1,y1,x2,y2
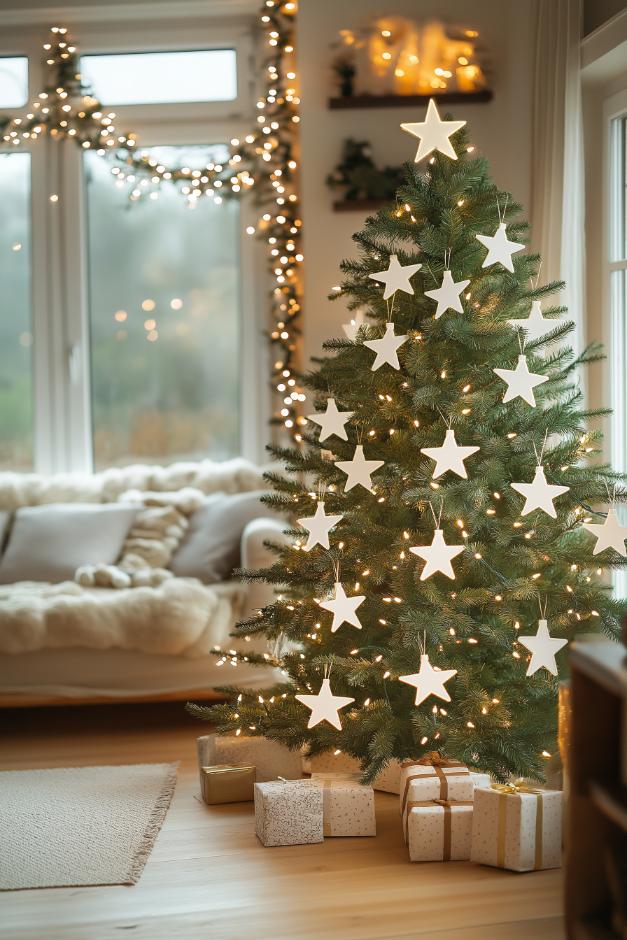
[{"x1": 0, "y1": 459, "x2": 284, "y2": 706}]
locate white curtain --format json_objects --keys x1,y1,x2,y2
[{"x1": 531, "y1": 0, "x2": 585, "y2": 359}]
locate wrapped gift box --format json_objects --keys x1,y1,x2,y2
[
  {"x1": 311, "y1": 773, "x2": 376, "y2": 837},
  {"x1": 254, "y1": 779, "x2": 324, "y2": 847},
  {"x1": 400, "y1": 756, "x2": 474, "y2": 820},
  {"x1": 406, "y1": 799, "x2": 474, "y2": 862},
  {"x1": 200, "y1": 764, "x2": 255, "y2": 805},
  {"x1": 197, "y1": 734, "x2": 302, "y2": 783},
  {"x1": 302, "y1": 752, "x2": 402, "y2": 794},
  {"x1": 470, "y1": 785, "x2": 562, "y2": 872}
]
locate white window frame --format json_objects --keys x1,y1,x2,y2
[{"x1": 0, "y1": 5, "x2": 266, "y2": 473}]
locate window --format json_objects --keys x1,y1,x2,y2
[{"x1": 0, "y1": 57, "x2": 28, "y2": 108}]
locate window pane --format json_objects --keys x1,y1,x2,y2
[
  {"x1": 84, "y1": 146, "x2": 240, "y2": 469},
  {"x1": 0, "y1": 56, "x2": 28, "y2": 108},
  {"x1": 0, "y1": 153, "x2": 33, "y2": 470},
  {"x1": 80, "y1": 50, "x2": 237, "y2": 105}
]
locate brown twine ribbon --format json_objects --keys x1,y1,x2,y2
[
  {"x1": 400, "y1": 753, "x2": 469, "y2": 816},
  {"x1": 491, "y1": 781, "x2": 544, "y2": 869},
  {"x1": 405, "y1": 799, "x2": 473, "y2": 859}
]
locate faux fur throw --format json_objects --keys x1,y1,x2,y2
[
  {"x1": 0, "y1": 578, "x2": 246, "y2": 658},
  {"x1": 76, "y1": 488, "x2": 206, "y2": 590}
]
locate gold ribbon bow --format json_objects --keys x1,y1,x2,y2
[
  {"x1": 400, "y1": 753, "x2": 469, "y2": 815},
  {"x1": 491, "y1": 781, "x2": 544, "y2": 869}
]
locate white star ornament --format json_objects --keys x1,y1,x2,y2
[
  {"x1": 410, "y1": 528, "x2": 464, "y2": 581},
  {"x1": 297, "y1": 501, "x2": 343, "y2": 552},
  {"x1": 307, "y1": 398, "x2": 353, "y2": 442},
  {"x1": 296, "y1": 678, "x2": 355, "y2": 730},
  {"x1": 509, "y1": 300, "x2": 557, "y2": 342},
  {"x1": 583, "y1": 506, "x2": 627, "y2": 557},
  {"x1": 518, "y1": 620, "x2": 567, "y2": 677},
  {"x1": 400, "y1": 98, "x2": 466, "y2": 162},
  {"x1": 399, "y1": 654, "x2": 457, "y2": 706},
  {"x1": 335, "y1": 445, "x2": 384, "y2": 493},
  {"x1": 493, "y1": 354, "x2": 548, "y2": 406},
  {"x1": 319, "y1": 581, "x2": 365, "y2": 633},
  {"x1": 424, "y1": 270, "x2": 470, "y2": 319},
  {"x1": 420, "y1": 428, "x2": 479, "y2": 480},
  {"x1": 363, "y1": 322, "x2": 408, "y2": 371},
  {"x1": 510, "y1": 465, "x2": 570, "y2": 519},
  {"x1": 476, "y1": 222, "x2": 525, "y2": 272},
  {"x1": 368, "y1": 254, "x2": 422, "y2": 300}
]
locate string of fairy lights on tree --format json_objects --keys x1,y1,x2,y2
[{"x1": 0, "y1": 1, "x2": 305, "y2": 442}]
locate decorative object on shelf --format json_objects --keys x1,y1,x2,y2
[
  {"x1": 326, "y1": 138, "x2": 404, "y2": 206},
  {"x1": 0, "y1": 3, "x2": 305, "y2": 445},
  {"x1": 254, "y1": 779, "x2": 324, "y2": 846},
  {"x1": 470, "y1": 783, "x2": 562, "y2": 872},
  {"x1": 196, "y1": 734, "x2": 302, "y2": 784},
  {"x1": 311, "y1": 773, "x2": 376, "y2": 837},
  {"x1": 200, "y1": 765, "x2": 256, "y2": 805},
  {"x1": 332, "y1": 53, "x2": 356, "y2": 98},
  {"x1": 405, "y1": 799, "x2": 474, "y2": 861}
]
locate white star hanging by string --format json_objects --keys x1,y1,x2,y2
[
  {"x1": 297, "y1": 501, "x2": 344, "y2": 552},
  {"x1": 319, "y1": 581, "x2": 365, "y2": 633},
  {"x1": 509, "y1": 300, "x2": 557, "y2": 342},
  {"x1": 510, "y1": 465, "x2": 570, "y2": 519},
  {"x1": 363, "y1": 322, "x2": 408, "y2": 371},
  {"x1": 410, "y1": 528, "x2": 464, "y2": 581},
  {"x1": 424, "y1": 270, "x2": 470, "y2": 319},
  {"x1": 583, "y1": 506, "x2": 627, "y2": 557},
  {"x1": 296, "y1": 677, "x2": 355, "y2": 730},
  {"x1": 493, "y1": 354, "x2": 548, "y2": 406},
  {"x1": 476, "y1": 222, "x2": 525, "y2": 272},
  {"x1": 518, "y1": 620, "x2": 567, "y2": 677},
  {"x1": 368, "y1": 254, "x2": 422, "y2": 300},
  {"x1": 335, "y1": 445, "x2": 384, "y2": 493},
  {"x1": 420, "y1": 429, "x2": 479, "y2": 480},
  {"x1": 307, "y1": 398, "x2": 353, "y2": 442},
  {"x1": 399, "y1": 653, "x2": 457, "y2": 706},
  {"x1": 400, "y1": 98, "x2": 466, "y2": 163}
]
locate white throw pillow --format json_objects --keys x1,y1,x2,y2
[{"x1": 0, "y1": 503, "x2": 137, "y2": 584}]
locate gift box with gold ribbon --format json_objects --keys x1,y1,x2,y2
[
  {"x1": 405, "y1": 798, "x2": 474, "y2": 862},
  {"x1": 399, "y1": 752, "x2": 475, "y2": 818},
  {"x1": 200, "y1": 764, "x2": 256, "y2": 805},
  {"x1": 311, "y1": 772, "x2": 376, "y2": 837},
  {"x1": 197, "y1": 734, "x2": 302, "y2": 784},
  {"x1": 470, "y1": 783, "x2": 562, "y2": 872}
]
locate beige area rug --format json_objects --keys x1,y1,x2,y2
[{"x1": 0, "y1": 762, "x2": 178, "y2": 890}]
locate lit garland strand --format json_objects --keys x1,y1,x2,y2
[{"x1": 0, "y1": 2, "x2": 306, "y2": 442}]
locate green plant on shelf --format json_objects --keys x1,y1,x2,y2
[{"x1": 326, "y1": 138, "x2": 404, "y2": 203}]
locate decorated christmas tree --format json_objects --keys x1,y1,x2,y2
[{"x1": 190, "y1": 100, "x2": 627, "y2": 782}]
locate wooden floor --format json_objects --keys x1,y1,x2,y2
[{"x1": 0, "y1": 703, "x2": 565, "y2": 940}]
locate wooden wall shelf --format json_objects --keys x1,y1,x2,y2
[
  {"x1": 328, "y1": 90, "x2": 493, "y2": 110},
  {"x1": 332, "y1": 198, "x2": 388, "y2": 213}
]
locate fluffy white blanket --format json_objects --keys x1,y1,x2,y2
[{"x1": 0, "y1": 578, "x2": 246, "y2": 659}]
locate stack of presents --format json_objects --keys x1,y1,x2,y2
[{"x1": 197, "y1": 735, "x2": 562, "y2": 872}]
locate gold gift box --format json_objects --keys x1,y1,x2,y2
[{"x1": 200, "y1": 764, "x2": 256, "y2": 805}]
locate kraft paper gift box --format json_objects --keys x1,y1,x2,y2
[
  {"x1": 399, "y1": 754, "x2": 473, "y2": 820},
  {"x1": 470, "y1": 784, "x2": 562, "y2": 872},
  {"x1": 197, "y1": 734, "x2": 302, "y2": 784},
  {"x1": 200, "y1": 765, "x2": 256, "y2": 805},
  {"x1": 405, "y1": 799, "x2": 474, "y2": 862},
  {"x1": 254, "y1": 779, "x2": 324, "y2": 847},
  {"x1": 311, "y1": 773, "x2": 376, "y2": 837},
  {"x1": 302, "y1": 752, "x2": 402, "y2": 794}
]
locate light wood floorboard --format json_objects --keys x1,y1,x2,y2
[{"x1": 0, "y1": 703, "x2": 565, "y2": 940}]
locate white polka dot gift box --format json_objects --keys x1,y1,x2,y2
[
  {"x1": 254, "y1": 779, "x2": 323, "y2": 847},
  {"x1": 405, "y1": 798, "x2": 474, "y2": 862},
  {"x1": 311, "y1": 772, "x2": 376, "y2": 837}
]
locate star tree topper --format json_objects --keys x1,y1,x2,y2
[
  {"x1": 335, "y1": 445, "x2": 384, "y2": 493},
  {"x1": 364, "y1": 322, "x2": 408, "y2": 371},
  {"x1": 509, "y1": 300, "x2": 557, "y2": 342},
  {"x1": 307, "y1": 398, "x2": 353, "y2": 442},
  {"x1": 518, "y1": 620, "x2": 567, "y2": 677},
  {"x1": 421, "y1": 429, "x2": 479, "y2": 480},
  {"x1": 476, "y1": 222, "x2": 525, "y2": 273},
  {"x1": 400, "y1": 98, "x2": 466, "y2": 162},
  {"x1": 424, "y1": 270, "x2": 470, "y2": 319},
  {"x1": 493, "y1": 354, "x2": 548, "y2": 406},
  {"x1": 511, "y1": 465, "x2": 570, "y2": 519},
  {"x1": 368, "y1": 254, "x2": 422, "y2": 300},
  {"x1": 399, "y1": 654, "x2": 457, "y2": 706},
  {"x1": 410, "y1": 528, "x2": 464, "y2": 581},
  {"x1": 297, "y1": 501, "x2": 343, "y2": 551},
  {"x1": 583, "y1": 506, "x2": 627, "y2": 557},
  {"x1": 296, "y1": 678, "x2": 355, "y2": 730},
  {"x1": 319, "y1": 581, "x2": 365, "y2": 632}
]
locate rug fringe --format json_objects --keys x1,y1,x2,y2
[{"x1": 126, "y1": 761, "x2": 179, "y2": 885}]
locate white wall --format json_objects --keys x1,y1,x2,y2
[{"x1": 297, "y1": 0, "x2": 536, "y2": 365}]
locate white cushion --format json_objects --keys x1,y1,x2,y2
[{"x1": 0, "y1": 504, "x2": 137, "y2": 584}]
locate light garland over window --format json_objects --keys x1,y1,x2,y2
[{"x1": 0, "y1": 1, "x2": 305, "y2": 443}]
